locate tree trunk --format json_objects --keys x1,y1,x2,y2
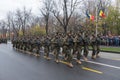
[
  {"x1": 16, "y1": 32, "x2": 19, "y2": 37},
  {"x1": 64, "y1": 25, "x2": 67, "y2": 34},
  {"x1": 46, "y1": 21, "x2": 48, "y2": 34}
]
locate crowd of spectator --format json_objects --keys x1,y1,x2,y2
[
  {"x1": 100, "y1": 35, "x2": 120, "y2": 46},
  {"x1": 0, "y1": 38, "x2": 7, "y2": 44}
]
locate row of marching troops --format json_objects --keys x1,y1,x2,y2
[
  {"x1": 0, "y1": 38, "x2": 7, "y2": 44},
  {"x1": 12, "y1": 32, "x2": 101, "y2": 67}
]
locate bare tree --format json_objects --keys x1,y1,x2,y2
[
  {"x1": 6, "y1": 12, "x2": 11, "y2": 39},
  {"x1": 5, "y1": 7, "x2": 32, "y2": 37},
  {"x1": 0, "y1": 20, "x2": 7, "y2": 38},
  {"x1": 40, "y1": 0, "x2": 53, "y2": 34},
  {"x1": 52, "y1": 0, "x2": 82, "y2": 33},
  {"x1": 29, "y1": 16, "x2": 41, "y2": 28},
  {"x1": 81, "y1": 0, "x2": 111, "y2": 34},
  {"x1": 15, "y1": 7, "x2": 32, "y2": 36},
  {"x1": 6, "y1": 12, "x2": 21, "y2": 37},
  {"x1": 68, "y1": 12, "x2": 83, "y2": 32}
]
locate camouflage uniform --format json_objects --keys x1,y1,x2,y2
[
  {"x1": 96, "y1": 35, "x2": 101, "y2": 58},
  {"x1": 65, "y1": 34, "x2": 74, "y2": 67},
  {"x1": 44, "y1": 36, "x2": 51, "y2": 59},
  {"x1": 76, "y1": 34, "x2": 83, "y2": 64},
  {"x1": 33, "y1": 37, "x2": 41, "y2": 56},
  {"x1": 54, "y1": 34, "x2": 63, "y2": 62},
  {"x1": 91, "y1": 35, "x2": 97, "y2": 59},
  {"x1": 83, "y1": 34, "x2": 90, "y2": 61}
]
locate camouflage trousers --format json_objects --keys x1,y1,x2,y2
[{"x1": 44, "y1": 46, "x2": 50, "y2": 57}]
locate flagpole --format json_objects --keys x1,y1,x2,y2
[{"x1": 95, "y1": 0, "x2": 98, "y2": 36}]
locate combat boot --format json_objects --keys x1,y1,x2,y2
[{"x1": 76, "y1": 60, "x2": 82, "y2": 64}]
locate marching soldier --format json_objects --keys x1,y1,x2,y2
[
  {"x1": 75, "y1": 33, "x2": 83, "y2": 64},
  {"x1": 66, "y1": 33, "x2": 74, "y2": 67},
  {"x1": 12, "y1": 31, "x2": 101, "y2": 67},
  {"x1": 62, "y1": 34, "x2": 68, "y2": 60},
  {"x1": 26, "y1": 37, "x2": 32, "y2": 54},
  {"x1": 23, "y1": 37, "x2": 27, "y2": 53},
  {"x1": 91, "y1": 34, "x2": 97, "y2": 59},
  {"x1": 53, "y1": 34, "x2": 62, "y2": 63},
  {"x1": 43, "y1": 35, "x2": 51, "y2": 60},
  {"x1": 33, "y1": 37, "x2": 41, "y2": 57},
  {"x1": 83, "y1": 34, "x2": 90, "y2": 61},
  {"x1": 96, "y1": 34, "x2": 101, "y2": 58},
  {"x1": 29, "y1": 38, "x2": 34, "y2": 54}
]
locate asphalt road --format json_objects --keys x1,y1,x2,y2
[{"x1": 0, "y1": 43, "x2": 120, "y2": 80}]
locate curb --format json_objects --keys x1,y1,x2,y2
[
  {"x1": 89, "y1": 49, "x2": 120, "y2": 54},
  {"x1": 100, "y1": 50, "x2": 120, "y2": 54}
]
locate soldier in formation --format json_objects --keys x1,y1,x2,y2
[
  {"x1": 12, "y1": 32, "x2": 101, "y2": 68},
  {"x1": 0, "y1": 38, "x2": 7, "y2": 44}
]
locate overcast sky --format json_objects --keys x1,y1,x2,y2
[
  {"x1": 0, "y1": 0, "x2": 41, "y2": 20},
  {"x1": 0, "y1": 0, "x2": 116, "y2": 20}
]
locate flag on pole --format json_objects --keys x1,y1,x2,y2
[
  {"x1": 99, "y1": 9, "x2": 106, "y2": 18},
  {"x1": 98, "y1": 0, "x2": 106, "y2": 18},
  {"x1": 90, "y1": 15, "x2": 95, "y2": 21},
  {"x1": 86, "y1": 10, "x2": 90, "y2": 19},
  {"x1": 86, "y1": 10, "x2": 95, "y2": 21}
]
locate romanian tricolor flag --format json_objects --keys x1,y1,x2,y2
[
  {"x1": 99, "y1": 10, "x2": 106, "y2": 18},
  {"x1": 90, "y1": 15, "x2": 95, "y2": 21},
  {"x1": 86, "y1": 10, "x2": 95, "y2": 21}
]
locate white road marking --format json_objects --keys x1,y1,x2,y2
[
  {"x1": 7, "y1": 41, "x2": 11, "y2": 44},
  {"x1": 5, "y1": 44, "x2": 120, "y2": 70},
  {"x1": 112, "y1": 59, "x2": 120, "y2": 61},
  {"x1": 85, "y1": 60, "x2": 120, "y2": 69},
  {"x1": 79, "y1": 58, "x2": 120, "y2": 70},
  {"x1": 49, "y1": 52, "x2": 120, "y2": 70}
]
